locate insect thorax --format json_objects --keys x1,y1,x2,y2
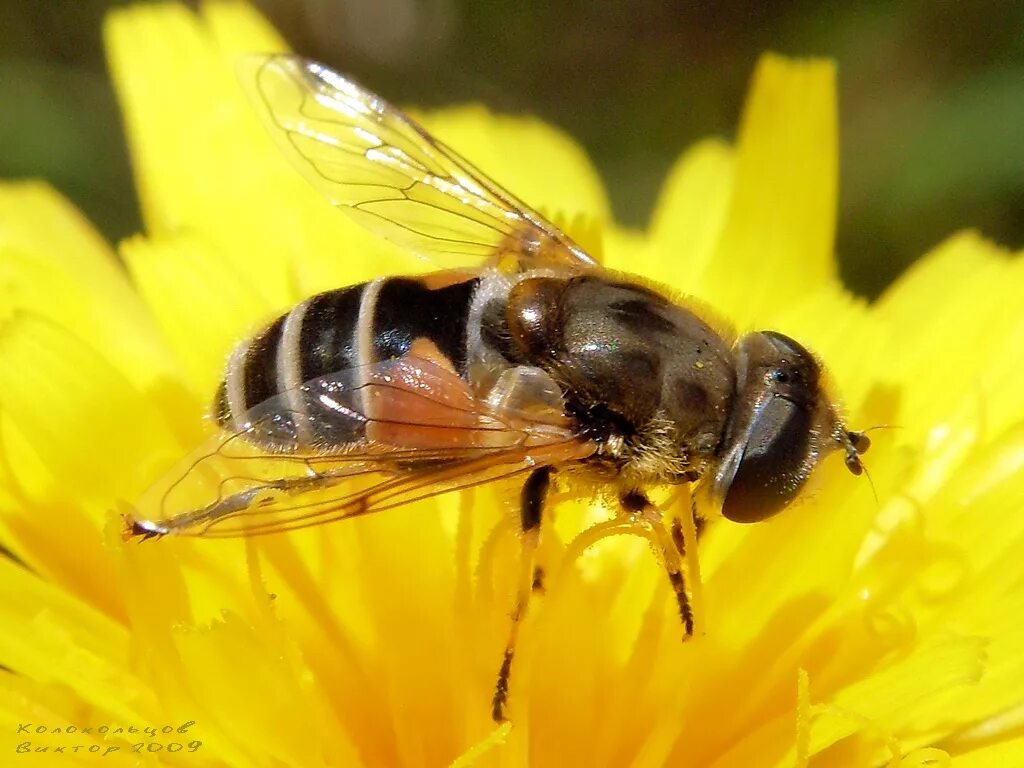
[{"x1": 474, "y1": 270, "x2": 738, "y2": 484}]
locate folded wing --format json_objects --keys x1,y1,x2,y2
[{"x1": 126, "y1": 356, "x2": 592, "y2": 538}]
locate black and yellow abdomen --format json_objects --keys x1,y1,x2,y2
[{"x1": 215, "y1": 275, "x2": 481, "y2": 438}]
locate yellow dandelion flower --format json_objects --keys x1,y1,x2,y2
[{"x1": 2, "y1": 2, "x2": 1024, "y2": 767}]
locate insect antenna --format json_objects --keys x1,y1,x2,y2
[
  {"x1": 862, "y1": 424, "x2": 904, "y2": 435},
  {"x1": 843, "y1": 424, "x2": 898, "y2": 510},
  {"x1": 861, "y1": 459, "x2": 880, "y2": 509}
]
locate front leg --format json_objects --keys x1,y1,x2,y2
[
  {"x1": 620, "y1": 490, "x2": 696, "y2": 638},
  {"x1": 491, "y1": 466, "x2": 551, "y2": 723}
]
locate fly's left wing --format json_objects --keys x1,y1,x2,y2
[
  {"x1": 238, "y1": 54, "x2": 597, "y2": 273},
  {"x1": 126, "y1": 357, "x2": 593, "y2": 538}
]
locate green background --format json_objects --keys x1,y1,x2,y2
[{"x1": 2, "y1": 0, "x2": 1022, "y2": 297}]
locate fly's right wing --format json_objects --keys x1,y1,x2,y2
[{"x1": 238, "y1": 54, "x2": 598, "y2": 273}]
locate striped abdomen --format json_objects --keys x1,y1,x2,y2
[{"x1": 216, "y1": 275, "x2": 480, "y2": 445}]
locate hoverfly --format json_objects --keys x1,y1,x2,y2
[{"x1": 125, "y1": 54, "x2": 871, "y2": 722}]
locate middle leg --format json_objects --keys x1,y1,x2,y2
[{"x1": 620, "y1": 490, "x2": 696, "y2": 638}]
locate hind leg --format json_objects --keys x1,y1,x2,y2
[{"x1": 491, "y1": 466, "x2": 551, "y2": 722}]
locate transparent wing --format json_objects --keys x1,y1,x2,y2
[
  {"x1": 239, "y1": 53, "x2": 597, "y2": 271},
  {"x1": 126, "y1": 357, "x2": 593, "y2": 538}
]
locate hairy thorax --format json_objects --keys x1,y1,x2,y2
[{"x1": 476, "y1": 270, "x2": 738, "y2": 488}]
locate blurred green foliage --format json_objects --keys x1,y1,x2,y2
[{"x1": 2, "y1": 0, "x2": 1022, "y2": 296}]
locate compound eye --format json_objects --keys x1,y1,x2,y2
[{"x1": 717, "y1": 393, "x2": 812, "y2": 523}]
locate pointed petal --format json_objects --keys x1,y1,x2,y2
[
  {"x1": 0, "y1": 313, "x2": 184, "y2": 507},
  {"x1": 648, "y1": 138, "x2": 734, "y2": 288},
  {"x1": 0, "y1": 182, "x2": 172, "y2": 388},
  {"x1": 201, "y1": 0, "x2": 289, "y2": 58},
  {"x1": 702, "y1": 54, "x2": 838, "y2": 324},
  {"x1": 0, "y1": 556, "x2": 156, "y2": 724},
  {"x1": 121, "y1": 232, "x2": 274, "y2": 398}
]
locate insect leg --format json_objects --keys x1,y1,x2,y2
[
  {"x1": 621, "y1": 491, "x2": 695, "y2": 639},
  {"x1": 669, "y1": 492, "x2": 707, "y2": 556},
  {"x1": 492, "y1": 465, "x2": 551, "y2": 723}
]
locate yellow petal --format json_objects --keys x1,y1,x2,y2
[
  {"x1": 0, "y1": 673, "x2": 147, "y2": 765},
  {"x1": 0, "y1": 181, "x2": 172, "y2": 388},
  {"x1": 105, "y1": 2, "x2": 422, "y2": 307},
  {"x1": 419, "y1": 106, "x2": 611, "y2": 234},
  {"x1": 954, "y1": 735, "x2": 1024, "y2": 768},
  {"x1": 805, "y1": 634, "x2": 985, "y2": 762},
  {"x1": 701, "y1": 53, "x2": 838, "y2": 324},
  {"x1": 104, "y1": 2, "x2": 282, "y2": 236},
  {"x1": 171, "y1": 610, "x2": 360, "y2": 766},
  {"x1": 0, "y1": 555, "x2": 156, "y2": 724},
  {"x1": 0, "y1": 314, "x2": 183, "y2": 507},
  {"x1": 602, "y1": 224, "x2": 657, "y2": 278},
  {"x1": 877, "y1": 232, "x2": 1024, "y2": 436},
  {"x1": 201, "y1": 0, "x2": 287, "y2": 58},
  {"x1": 647, "y1": 138, "x2": 734, "y2": 287},
  {"x1": 891, "y1": 430, "x2": 1024, "y2": 723},
  {"x1": 121, "y1": 232, "x2": 274, "y2": 399}
]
